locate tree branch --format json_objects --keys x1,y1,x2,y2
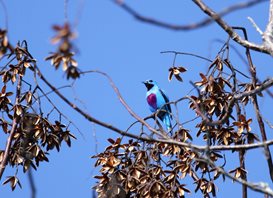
[
  {"x1": 0, "y1": 75, "x2": 22, "y2": 180},
  {"x1": 112, "y1": 0, "x2": 267, "y2": 31},
  {"x1": 243, "y1": 27, "x2": 273, "y2": 181},
  {"x1": 192, "y1": 0, "x2": 271, "y2": 54},
  {"x1": 114, "y1": 0, "x2": 273, "y2": 55},
  {"x1": 28, "y1": 168, "x2": 36, "y2": 198}
]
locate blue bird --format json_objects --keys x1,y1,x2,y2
[{"x1": 143, "y1": 80, "x2": 172, "y2": 131}]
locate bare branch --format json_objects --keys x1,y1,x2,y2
[
  {"x1": 236, "y1": 26, "x2": 273, "y2": 182},
  {"x1": 161, "y1": 50, "x2": 213, "y2": 62},
  {"x1": 192, "y1": 0, "x2": 270, "y2": 54},
  {"x1": 247, "y1": 16, "x2": 263, "y2": 35},
  {"x1": 228, "y1": 55, "x2": 248, "y2": 198},
  {"x1": 0, "y1": 75, "x2": 22, "y2": 180},
  {"x1": 28, "y1": 168, "x2": 36, "y2": 198},
  {"x1": 112, "y1": 0, "x2": 267, "y2": 31}
]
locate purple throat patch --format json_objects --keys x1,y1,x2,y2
[{"x1": 147, "y1": 93, "x2": 157, "y2": 110}]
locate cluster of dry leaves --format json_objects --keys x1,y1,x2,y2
[
  {"x1": 45, "y1": 23, "x2": 80, "y2": 79},
  {"x1": 0, "y1": 29, "x2": 76, "y2": 190}
]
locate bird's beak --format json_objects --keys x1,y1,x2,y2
[{"x1": 142, "y1": 81, "x2": 148, "y2": 88}]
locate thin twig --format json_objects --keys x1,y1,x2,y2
[
  {"x1": 35, "y1": 85, "x2": 84, "y2": 139},
  {"x1": 161, "y1": 50, "x2": 213, "y2": 62},
  {"x1": 227, "y1": 47, "x2": 248, "y2": 198},
  {"x1": 28, "y1": 168, "x2": 36, "y2": 198},
  {"x1": 247, "y1": 16, "x2": 263, "y2": 35}
]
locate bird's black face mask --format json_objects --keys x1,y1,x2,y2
[{"x1": 143, "y1": 82, "x2": 154, "y2": 91}]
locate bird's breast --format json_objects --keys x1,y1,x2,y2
[{"x1": 147, "y1": 93, "x2": 157, "y2": 111}]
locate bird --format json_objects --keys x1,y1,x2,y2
[{"x1": 143, "y1": 79, "x2": 172, "y2": 131}]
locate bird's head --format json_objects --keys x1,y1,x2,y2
[{"x1": 143, "y1": 79, "x2": 158, "y2": 91}]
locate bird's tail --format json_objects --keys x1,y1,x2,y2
[{"x1": 163, "y1": 114, "x2": 172, "y2": 132}]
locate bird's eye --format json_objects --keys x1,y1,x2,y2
[{"x1": 149, "y1": 80, "x2": 153, "y2": 83}]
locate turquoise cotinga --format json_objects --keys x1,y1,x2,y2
[{"x1": 143, "y1": 80, "x2": 172, "y2": 131}]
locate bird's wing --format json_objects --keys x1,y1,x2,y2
[{"x1": 159, "y1": 89, "x2": 172, "y2": 116}]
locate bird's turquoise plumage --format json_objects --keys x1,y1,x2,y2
[{"x1": 143, "y1": 80, "x2": 172, "y2": 131}]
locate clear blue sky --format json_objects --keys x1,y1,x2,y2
[{"x1": 1, "y1": 0, "x2": 273, "y2": 197}]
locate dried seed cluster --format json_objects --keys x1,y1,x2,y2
[
  {"x1": 0, "y1": 32, "x2": 76, "y2": 190},
  {"x1": 45, "y1": 23, "x2": 80, "y2": 79},
  {"x1": 93, "y1": 138, "x2": 192, "y2": 198}
]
